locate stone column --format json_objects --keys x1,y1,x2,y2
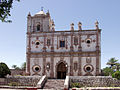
[
  {"x1": 70, "y1": 56, "x2": 73, "y2": 76},
  {"x1": 43, "y1": 34, "x2": 46, "y2": 52},
  {"x1": 78, "y1": 55, "x2": 82, "y2": 76},
  {"x1": 42, "y1": 34, "x2": 47, "y2": 75},
  {"x1": 78, "y1": 26, "x2": 82, "y2": 76},
  {"x1": 51, "y1": 31, "x2": 54, "y2": 52},
  {"x1": 70, "y1": 31, "x2": 74, "y2": 51},
  {"x1": 50, "y1": 31, "x2": 54, "y2": 78},
  {"x1": 43, "y1": 55, "x2": 46, "y2": 75},
  {"x1": 95, "y1": 23, "x2": 100, "y2": 75},
  {"x1": 50, "y1": 55, "x2": 54, "y2": 78},
  {"x1": 26, "y1": 33, "x2": 31, "y2": 75},
  {"x1": 96, "y1": 53, "x2": 99, "y2": 76}
]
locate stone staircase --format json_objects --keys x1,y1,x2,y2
[{"x1": 43, "y1": 79, "x2": 65, "y2": 90}]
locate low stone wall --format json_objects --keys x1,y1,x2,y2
[
  {"x1": 0, "y1": 76, "x2": 41, "y2": 86},
  {"x1": 0, "y1": 78, "x2": 5, "y2": 85},
  {"x1": 70, "y1": 76, "x2": 120, "y2": 87}
]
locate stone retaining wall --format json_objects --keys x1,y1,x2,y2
[
  {"x1": 0, "y1": 76, "x2": 41, "y2": 86},
  {"x1": 70, "y1": 76, "x2": 120, "y2": 87}
]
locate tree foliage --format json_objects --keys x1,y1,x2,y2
[
  {"x1": 102, "y1": 67, "x2": 114, "y2": 76},
  {"x1": 0, "y1": 0, "x2": 20, "y2": 22},
  {"x1": 102, "y1": 57, "x2": 120, "y2": 80},
  {"x1": 107, "y1": 57, "x2": 118, "y2": 69},
  {"x1": 21, "y1": 62, "x2": 26, "y2": 70},
  {"x1": 0, "y1": 62, "x2": 11, "y2": 78},
  {"x1": 12, "y1": 62, "x2": 26, "y2": 70},
  {"x1": 112, "y1": 71, "x2": 120, "y2": 80},
  {"x1": 12, "y1": 64, "x2": 20, "y2": 70}
]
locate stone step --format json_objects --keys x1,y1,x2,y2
[{"x1": 43, "y1": 79, "x2": 65, "y2": 90}]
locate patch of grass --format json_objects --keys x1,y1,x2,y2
[
  {"x1": 71, "y1": 82, "x2": 83, "y2": 88},
  {"x1": 8, "y1": 82, "x2": 20, "y2": 86}
]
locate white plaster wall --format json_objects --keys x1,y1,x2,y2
[
  {"x1": 81, "y1": 35, "x2": 96, "y2": 52},
  {"x1": 30, "y1": 58, "x2": 43, "y2": 76},
  {"x1": 81, "y1": 57, "x2": 96, "y2": 76},
  {"x1": 43, "y1": 17, "x2": 49, "y2": 32},
  {"x1": 31, "y1": 37, "x2": 44, "y2": 52}
]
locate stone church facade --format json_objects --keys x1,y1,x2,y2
[{"x1": 26, "y1": 10, "x2": 101, "y2": 79}]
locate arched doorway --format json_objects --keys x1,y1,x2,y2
[{"x1": 57, "y1": 62, "x2": 67, "y2": 79}]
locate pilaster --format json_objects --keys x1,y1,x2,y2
[
  {"x1": 70, "y1": 56, "x2": 73, "y2": 76},
  {"x1": 50, "y1": 55, "x2": 54, "y2": 78}
]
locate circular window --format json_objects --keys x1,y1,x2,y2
[
  {"x1": 86, "y1": 39, "x2": 91, "y2": 44},
  {"x1": 35, "y1": 41, "x2": 40, "y2": 45},
  {"x1": 84, "y1": 64, "x2": 94, "y2": 72},
  {"x1": 86, "y1": 67, "x2": 91, "y2": 72},
  {"x1": 32, "y1": 65, "x2": 41, "y2": 72},
  {"x1": 35, "y1": 67, "x2": 40, "y2": 71}
]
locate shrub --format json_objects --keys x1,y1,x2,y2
[
  {"x1": 0, "y1": 62, "x2": 11, "y2": 78},
  {"x1": 112, "y1": 71, "x2": 120, "y2": 80}
]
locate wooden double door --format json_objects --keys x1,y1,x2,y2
[{"x1": 57, "y1": 62, "x2": 67, "y2": 79}]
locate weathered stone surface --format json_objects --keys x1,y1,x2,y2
[
  {"x1": 70, "y1": 76, "x2": 120, "y2": 87},
  {"x1": 43, "y1": 79, "x2": 64, "y2": 89},
  {"x1": 0, "y1": 76, "x2": 41, "y2": 86}
]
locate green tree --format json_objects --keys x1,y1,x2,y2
[
  {"x1": 12, "y1": 64, "x2": 20, "y2": 70},
  {"x1": 0, "y1": 0, "x2": 20, "y2": 22},
  {"x1": 107, "y1": 58, "x2": 118, "y2": 69},
  {"x1": 112, "y1": 71, "x2": 120, "y2": 80},
  {"x1": 0, "y1": 62, "x2": 11, "y2": 78},
  {"x1": 21, "y1": 62, "x2": 26, "y2": 70},
  {"x1": 102, "y1": 67, "x2": 114, "y2": 76},
  {"x1": 115, "y1": 63, "x2": 120, "y2": 71},
  {"x1": 12, "y1": 65, "x2": 17, "y2": 69}
]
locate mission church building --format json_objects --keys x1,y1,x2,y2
[{"x1": 26, "y1": 9, "x2": 101, "y2": 79}]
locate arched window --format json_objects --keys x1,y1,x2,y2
[
  {"x1": 37, "y1": 24, "x2": 40, "y2": 31},
  {"x1": 74, "y1": 37, "x2": 78, "y2": 45}
]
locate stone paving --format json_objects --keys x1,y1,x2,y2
[{"x1": 43, "y1": 79, "x2": 64, "y2": 90}]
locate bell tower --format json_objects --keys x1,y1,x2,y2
[
  {"x1": 26, "y1": 9, "x2": 54, "y2": 75},
  {"x1": 27, "y1": 9, "x2": 53, "y2": 33}
]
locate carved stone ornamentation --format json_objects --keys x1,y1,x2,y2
[
  {"x1": 74, "y1": 62, "x2": 78, "y2": 72},
  {"x1": 86, "y1": 57, "x2": 91, "y2": 63}
]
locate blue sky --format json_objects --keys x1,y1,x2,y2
[{"x1": 0, "y1": 0, "x2": 120, "y2": 69}]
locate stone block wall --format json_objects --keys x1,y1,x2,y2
[
  {"x1": 0, "y1": 76, "x2": 41, "y2": 86},
  {"x1": 70, "y1": 76, "x2": 120, "y2": 87}
]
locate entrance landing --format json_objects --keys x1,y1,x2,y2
[{"x1": 43, "y1": 79, "x2": 64, "y2": 89}]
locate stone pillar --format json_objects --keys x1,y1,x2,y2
[
  {"x1": 78, "y1": 55, "x2": 82, "y2": 76},
  {"x1": 50, "y1": 55, "x2": 54, "y2": 78},
  {"x1": 26, "y1": 33, "x2": 31, "y2": 75},
  {"x1": 96, "y1": 53, "x2": 99, "y2": 76},
  {"x1": 78, "y1": 27, "x2": 82, "y2": 76},
  {"x1": 70, "y1": 30, "x2": 74, "y2": 51},
  {"x1": 26, "y1": 53, "x2": 30, "y2": 75},
  {"x1": 43, "y1": 34, "x2": 46, "y2": 52},
  {"x1": 43, "y1": 55, "x2": 46, "y2": 75},
  {"x1": 70, "y1": 56, "x2": 73, "y2": 76},
  {"x1": 95, "y1": 22, "x2": 100, "y2": 75},
  {"x1": 51, "y1": 31, "x2": 54, "y2": 52}
]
